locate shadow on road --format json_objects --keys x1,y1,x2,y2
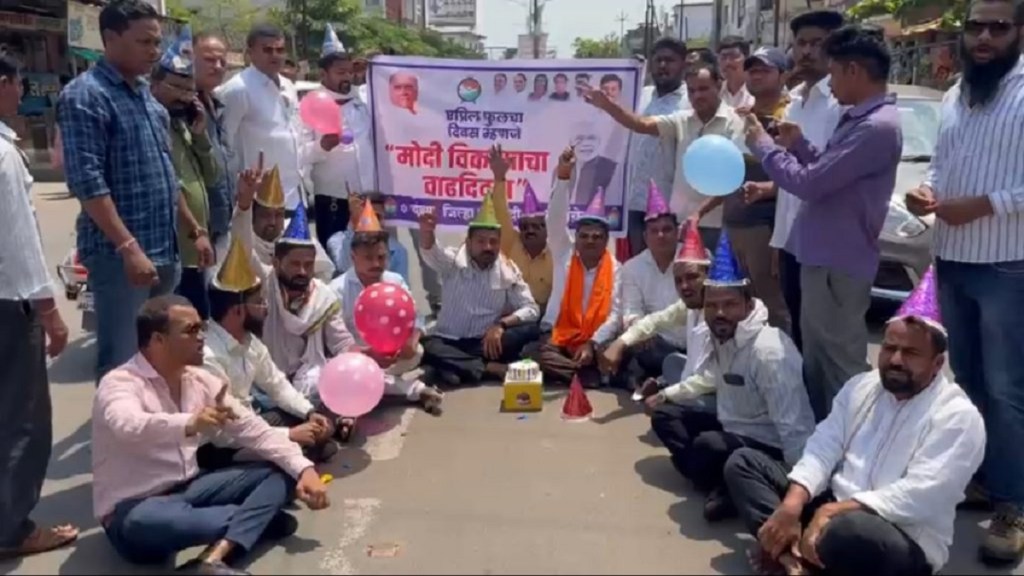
[
  {"x1": 48, "y1": 335, "x2": 96, "y2": 385},
  {"x1": 47, "y1": 421, "x2": 93, "y2": 481}
]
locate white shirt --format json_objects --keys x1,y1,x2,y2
[
  {"x1": 789, "y1": 371, "x2": 986, "y2": 571},
  {"x1": 305, "y1": 87, "x2": 375, "y2": 198},
  {"x1": 616, "y1": 247, "x2": 688, "y2": 347},
  {"x1": 771, "y1": 77, "x2": 843, "y2": 250},
  {"x1": 654, "y1": 104, "x2": 746, "y2": 228},
  {"x1": 0, "y1": 121, "x2": 52, "y2": 300},
  {"x1": 217, "y1": 67, "x2": 305, "y2": 209},
  {"x1": 926, "y1": 57, "x2": 1024, "y2": 263},
  {"x1": 627, "y1": 84, "x2": 690, "y2": 212},
  {"x1": 721, "y1": 83, "x2": 754, "y2": 109},
  {"x1": 202, "y1": 322, "x2": 314, "y2": 419},
  {"x1": 542, "y1": 179, "x2": 623, "y2": 331}
]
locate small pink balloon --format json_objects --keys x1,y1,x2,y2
[
  {"x1": 340, "y1": 129, "x2": 354, "y2": 145},
  {"x1": 299, "y1": 91, "x2": 342, "y2": 135},
  {"x1": 354, "y1": 282, "x2": 417, "y2": 356},
  {"x1": 318, "y1": 352, "x2": 385, "y2": 417}
]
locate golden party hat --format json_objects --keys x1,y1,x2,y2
[
  {"x1": 355, "y1": 198, "x2": 383, "y2": 232},
  {"x1": 255, "y1": 165, "x2": 285, "y2": 208},
  {"x1": 213, "y1": 235, "x2": 261, "y2": 292},
  {"x1": 469, "y1": 191, "x2": 501, "y2": 229}
]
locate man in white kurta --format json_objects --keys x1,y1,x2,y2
[{"x1": 724, "y1": 314, "x2": 986, "y2": 576}]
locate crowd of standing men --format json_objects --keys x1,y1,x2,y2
[{"x1": 0, "y1": 0, "x2": 1022, "y2": 574}]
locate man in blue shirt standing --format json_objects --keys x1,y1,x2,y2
[{"x1": 59, "y1": 0, "x2": 210, "y2": 380}]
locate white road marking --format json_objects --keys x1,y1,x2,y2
[
  {"x1": 361, "y1": 407, "x2": 415, "y2": 461},
  {"x1": 319, "y1": 497, "x2": 382, "y2": 575}
]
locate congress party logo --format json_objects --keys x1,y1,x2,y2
[{"x1": 457, "y1": 77, "x2": 482, "y2": 103}]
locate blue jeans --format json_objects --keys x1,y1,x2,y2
[
  {"x1": 936, "y1": 258, "x2": 1024, "y2": 508},
  {"x1": 84, "y1": 252, "x2": 180, "y2": 382},
  {"x1": 103, "y1": 463, "x2": 294, "y2": 565}
]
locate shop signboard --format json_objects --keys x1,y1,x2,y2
[
  {"x1": 18, "y1": 72, "x2": 61, "y2": 116},
  {"x1": 426, "y1": 0, "x2": 476, "y2": 27},
  {"x1": 0, "y1": 10, "x2": 64, "y2": 33},
  {"x1": 67, "y1": 1, "x2": 104, "y2": 52}
]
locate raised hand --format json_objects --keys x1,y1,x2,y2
[{"x1": 488, "y1": 144, "x2": 510, "y2": 181}]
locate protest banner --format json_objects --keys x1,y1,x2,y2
[{"x1": 368, "y1": 55, "x2": 643, "y2": 233}]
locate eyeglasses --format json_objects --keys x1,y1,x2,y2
[{"x1": 964, "y1": 19, "x2": 1016, "y2": 37}]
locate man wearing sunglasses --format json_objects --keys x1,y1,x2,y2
[{"x1": 905, "y1": 0, "x2": 1024, "y2": 565}]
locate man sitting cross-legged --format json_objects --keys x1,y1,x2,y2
[
  {"x1": 328, "y1": 200, "x2": 444, "y2": 413},
  {"x1": 418, "y1": 193, "x2": 541, "y2": 386},
  {"x1": 93, "y1": 295, "x2": 330, "y2": 576},
  {"x1": 724, "y1": 281, "x2": 986, "y2": 576},
  {"x1": 649, "y1": 233, "x2": 815, "y2": 522},
  {"x1": 531, "y1": 146, "x2": 622, "y2": 387}
]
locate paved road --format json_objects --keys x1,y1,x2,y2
[{"x1": 2, "y1": 183, "x2": 1010, "y2": 575}]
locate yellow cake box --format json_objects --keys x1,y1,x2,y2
[{"x1": 503, "y1": 359, "x2": 544, "y2": 412}]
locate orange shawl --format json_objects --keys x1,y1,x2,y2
[{"x1": 551, "y1": 251, "x2": 614, "y2": 349}]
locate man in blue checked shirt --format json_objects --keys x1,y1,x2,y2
[{"x1": 58, "y1": 0, "x2": 212, "y2": 380}]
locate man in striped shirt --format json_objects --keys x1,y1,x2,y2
[
  {"x1": 418, "y1": 196, "x2": 541, "y2": 386},
  {"x1": 906, "y1": 0, "x2": 1024, "y2": 563}
]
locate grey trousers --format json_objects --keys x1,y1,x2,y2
[
  {"x1": 0, "y1": 300, "x2": 52, "y2": 547},
  {"x1": 800, "y1": 265, "x2": 872, "y2": 421}
]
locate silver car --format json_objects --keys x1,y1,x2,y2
[{"x1": 873, "y1": 84, "x2": 943, "y2": 302}]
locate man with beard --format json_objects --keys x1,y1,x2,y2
[
  {"x1": 149, "y1": 26, "x2": 217, "y2": 318},
  {"x1": 305, "y1": 25, "x2": 369, "y2": 248},
  {"x1": 328, "y1": 202, "x2": 444, "y2": 414},
  {"x1": 718, "y1": 36, "x2": 755, "y2": 109},
  {"x1": 326, "y1": 192, "x2": 410, "y2": 280},
  {"x1": 240, "y1": 164, "x2": 335, "y2": 282},
  {"x1": 600, "y1": 223, "x2": 711, "y2": 399},
  {"x1": 594, "y1": 182, "x2": 686, "y2": 390},
  {"x1": 905, "y1": 0, "x2": 1024, "y2": 563},
  {"x1": 725, "y1": 276, "x2": 986, "y2": 576},
  {"x1": 531, "y1": 148, "x2": 621, "y2": 388},
  {"x1": 745, "y1": 25, "x2": 901, "y2": 422},
  {"x1": 489, "y1": 145, "x2": 552, "y2": 311},
  {"x1": 649, "y1": 233, "x2": 813, "y2": 524},
  {"x1": 92, "y1": 295, "x2": 330, "y2": 574},
  {"x1": 418, "y1": 192, "x2": 541, "y2": 387},
  {"x1": 623, "y1": 37, "x2": 689, "y2": 257},
  {"x1": 694, "y1": 47, "x2": 792, "y2": 334}
]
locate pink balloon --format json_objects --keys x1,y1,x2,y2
[
  {"x1": 354, "y1": 282, "x2": 417, "y2": 356},
  {"x1": 299, "y1": 91, "x2": 342, "y2": 135},
  {"x1": 318, "y1": 352, "x2": 385, "y2": 417}
]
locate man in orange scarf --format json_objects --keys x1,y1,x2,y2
[{"x1": 531, "y1": 147, "x2": 622, "y2": 387}]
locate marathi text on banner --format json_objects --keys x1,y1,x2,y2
[{"x1": 369, "y1": 55, "x2": 642, "y2": 232}]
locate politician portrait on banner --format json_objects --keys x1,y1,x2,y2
[{"x1": 368, "y1": 55, "x2": 642, "y2": 233}]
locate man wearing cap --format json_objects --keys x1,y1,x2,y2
[
  {"x1": 417, "y1": 192, "x2": 541, "y2": 387},
  {"x1": 306, "y1": 24, "x2": 373, "y2": 248},
  {"x1": 649, "y1": 232, "x2": 814, "y2": 523},
  {"x1": 692, "y1": 47, "x2": 792, "y2": 334},
  {"x1": 600, "y1": 223, "x2": 711, "y2": 398},
  {"x1": 488, "y1": 145, "x2": 552, "y2": 311},
  {"x1": 326, "y1": 192, "x2": 409, "y2": 281},
  {"x1": 328, "y1": 201, "x2": 444, "y2": 414},
  {"x1": 530, "y1": 147, "x2": 621, "y2": 387},
  {"x1": 594, "y1": 181, "x2": 686, "y2": 389},
  {"x1": 150, "y1": 25, "x2": 218, "y2": 319},
  {"x1": 725, "y1": 269, "x2": 985, "y2": 576}
]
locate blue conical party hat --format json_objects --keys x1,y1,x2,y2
[
  {"x1": 321, "y1": 23, "x2": 346, "y2": 57},
  {"x1": 159, "y1": 24, "x2": 193, "y2": 77},
  {"x1": 278, "y1": 203, "x2": 314, "y2": 245},
  {"x1": 705, "y1": 230, "x2": 749, "y2": 287}
]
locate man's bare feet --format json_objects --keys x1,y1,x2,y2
[
  {"x1": 484, "y1": 362, "x2": 508, "y2": 380},
  {"x1": 336, "y1": 417, "x2": 357, "y2": 443},
  {"x1": 0, "y1": 524, "x2": 79, "y2": 559},
  {"x1": 635, "y1": 378, "x2": 661, "y2": 399},
  {"x1": 746, "y1": 545, "x2": 785, "y2": 576},
  {"x1": 778, "y1": 553, "x2": 810, "y2": 575},
  {"x1": 420, "y1": 386, "x2": 444, "y2": 415}
]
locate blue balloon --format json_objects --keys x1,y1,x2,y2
[{"x1": 682, "y1": 134, "x2": 746, "y2": 197}]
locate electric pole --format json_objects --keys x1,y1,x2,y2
[
  {"x1": 677, "y1": 0, "x2": 684, "y2": 40},
  {"x1": 531, "y1": 0, "x2": 541, "y2": 59},
  {"x1": 773, "y1": 0, "x2": 781, "y2": 46},
  {"x1": 616, "y1": 11, "x2": 628, "y2": 55}
]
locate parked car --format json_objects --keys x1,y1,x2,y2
[{"x1": 874, "y1": 84, "x2": 943, "y2": 302}]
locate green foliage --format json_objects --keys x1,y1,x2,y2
[
  {"x1": 165, "y1": 0, "x2": 263, "y2": 48},
  {"x1": 847, "y1": 0, "x2": 966, "y2": 29},
  {"x1": 572, "y1": 34, "x2": 623, "y2": 58}
]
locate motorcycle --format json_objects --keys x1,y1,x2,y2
[{"x1": 56, "y1": 248, "x2": 96, "y2": 332}]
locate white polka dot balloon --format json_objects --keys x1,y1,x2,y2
[{"x1": 353, "y1": 281, "x2": 418, "y2": 356}]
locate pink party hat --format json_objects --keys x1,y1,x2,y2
[
  {"x1": 645, "y1": 179, "x2": 670, "y2": 221},
  {"x1": 521, "y1": 182, "x2": 543, "y2": 217},
  {"x1": 579, "y1": 186, "x2": 608, "y2": 224},
  {"x1": 890, "y1": 265, "x2": 945, "y2": 334}
]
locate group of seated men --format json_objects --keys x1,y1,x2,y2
[{"x1": 92, "y1": 145, "x2": 987, "y2": 576}]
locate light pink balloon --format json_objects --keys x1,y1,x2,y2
[
  {"x1": 354, "y1": 281, "x2": 417, "y2": 356},
  {"x1": 318, "y1": 352, "x2": 385, "y2": 417},
  {"x1": 299, "y1": 91, "x2": 342, "y2": 135}
]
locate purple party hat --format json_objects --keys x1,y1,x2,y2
[
  {"x1": 521, "y1": 181, "x2": 543, "y2": 217},
  {"x1": 645, "y1": 179, "x2": 670, "y2": 221},
  {"x1": 890, "y1": 265, "x2": 945, "y2": 335},
  {"x1": 705, "y1": 230, "x2": 749, "y2": 287},
  {"x1": 578, "y1": 186, "x2": 608, "y2": 225}
]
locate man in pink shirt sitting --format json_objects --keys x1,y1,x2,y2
[{"x1": 92, "y1": 295, "x2": 330, "y2": 576}]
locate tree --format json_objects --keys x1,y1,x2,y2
[
  {"x1": 572, "y1": 34, "x2": 623, "y2": 58},
  {"x1": 847, "y1": 0, "x2": 966, "y2": 28},
  {"x1": 165, "y1": 0, "x2": 263, "y2": 48}
]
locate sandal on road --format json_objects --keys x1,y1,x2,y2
[{"x1": 0, "y1": 524, "x2": 79, "y2": 560}]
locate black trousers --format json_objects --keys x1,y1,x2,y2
[
  {"x1": 779, "y1": 249, "x2": 802, "y2": 352},
  {"x1": 175, "y1": 267, "x2": 210, "y2": 320},
  {"x1": 723, "y1": 447, "x2": 933, "y2": 576},
  {"x1": 650, "y1": 403, "x2": 782, "y2": 492},
  {"x1": 313, "y1": 196, "x2": 350, "y2": 250},
  {"x1": 0, "y1": 301, "x2": 52, "y2": 547},
  {"x1": 196, "y1": 407, "x2": 331, "y2": 471},
  {"x1": 421, "y1": 323, "x2": 540, "y2": 385},
  {"x1": 612, "y1": 335, "x2": 683, "y2": 390}
]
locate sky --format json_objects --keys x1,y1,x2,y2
[{"x1": 475, "y1": 0, "x2": 666, "y2": 58}]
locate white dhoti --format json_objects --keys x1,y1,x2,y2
[{"x1": 385, "y1": 344, "x2": 427, "y2": 401}]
